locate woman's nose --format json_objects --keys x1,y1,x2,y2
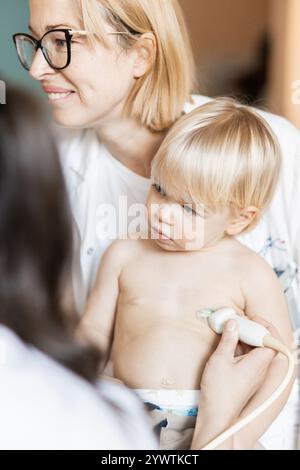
[{"x1": 29, "y1": 49, "x2": 56, "y2": 80}]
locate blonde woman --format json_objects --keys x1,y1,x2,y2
[{"x1": 12, "y1": 0, "x2": 299, "y2": 449}]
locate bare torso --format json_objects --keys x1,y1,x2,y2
[{"x1": 111, "y1": 237, "x2": 249, "y2": 390}]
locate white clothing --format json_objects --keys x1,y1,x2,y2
[{"x1": 0, "y1": 326, "x2": 157, "y2": 450}]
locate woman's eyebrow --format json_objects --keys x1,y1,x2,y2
[{"x1": 28, "y1": 24, "x2": 78, "y2": 34}]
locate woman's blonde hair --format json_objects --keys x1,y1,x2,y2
[
  {"x1": 151, "y1": 98, "x2": 282, "y2": 232},
  {"x1": 75, "y1": 0, "x2": 196, "y2": 131}
]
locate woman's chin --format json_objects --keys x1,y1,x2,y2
[
  {"x1": 51, "y1": 106, "x2": 106, "y2": 129},
  {"x1": 52, "y1": 110, "x2": 90, "y2": 129}
]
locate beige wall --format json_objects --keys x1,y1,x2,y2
[
  {"x1": 278, "y1": 0, "x2": 300, "y2": 128},
  {"x1": 180, "y1": 0, "x2": 270, "y2": 94},
  {"x1": 181, "y1": 0, "x2": 269, "y2": 63},
  {"x1": 268, "y1": 0, "x2": 300, "y2": 128},
  {"x1": 267, "y1": 0, "x2": 288, "y2": 115},
  {"x1": 180, "y1": 0, "x2": 300, "y2": 128}
]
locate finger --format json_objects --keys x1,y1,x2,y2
[
  {"x1": 215, "y1": 320, "x2": 239, "y2": 359},
  {"x1": 245, "y1": 344, "x2": 276, "y2": 366}
]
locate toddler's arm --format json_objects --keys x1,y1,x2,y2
[
  {"x1": 78, "y1": 240, "x2": 125, "y2": 367},
  {"x1": 236, "y1": 255, "x2": 296, "y2": 448}
]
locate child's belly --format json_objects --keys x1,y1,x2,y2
[{"x1": 111, "y1": 317, "x2": 219, "y2": 390}]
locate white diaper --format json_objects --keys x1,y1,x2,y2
[
  {"x1": 134, "y1": 389, "x2": 200, "y2": 417},
  {"x1": 135, "y1": 381, "x2": 300, "y2": 449}
]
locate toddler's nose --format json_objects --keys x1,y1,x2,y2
[{"x1": 158, "y1": 203, "x2": 175, "y2": 225}]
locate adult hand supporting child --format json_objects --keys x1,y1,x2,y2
[{"x1": 191, "y1": 318, "x2": 280, "y2": 450}]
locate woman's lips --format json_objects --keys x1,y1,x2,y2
[
  {"x1": 47, "y1": 92, "x2": 74, "y2": 102},
  {"x1": 42, "y1": 86, "x2": 75, "y2": 102}
]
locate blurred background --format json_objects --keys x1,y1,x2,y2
[
  {"x1": 1, "y1": 0, "x2": 300, "y2": 127},
  {"x1": 0, "y1": 0, "x2": 39, "y2": 92}
]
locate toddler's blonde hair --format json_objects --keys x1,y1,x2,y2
[{"x1": 151, "y1": 98, "x2": 282, "y2": 232}]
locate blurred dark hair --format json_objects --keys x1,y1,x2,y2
[{"x1": 0, "y1": 87, "x2": 100, "y2": 382}]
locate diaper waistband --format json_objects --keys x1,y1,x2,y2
[{"x1": 134, "y1": 389, "x2": 200, "y2": 417}]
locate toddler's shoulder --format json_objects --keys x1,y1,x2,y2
[
  {"x1": 233, "y1": 240, "x2": 279, "y2": 286},
  {"x1": 105, "y1": 236, "x2": 150, "y2": 262}
]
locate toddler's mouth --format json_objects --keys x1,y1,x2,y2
[{"x1": 151, "y1": 226, "x2": 172, "y2": 241}]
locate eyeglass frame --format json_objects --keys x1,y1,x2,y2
[{"x1": 12, "y1": 28, "x2": 139, "y2": 72}]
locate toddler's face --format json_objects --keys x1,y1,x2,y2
[{"x1": 146, "y1": 184, "x2": 234, "y2": 252}]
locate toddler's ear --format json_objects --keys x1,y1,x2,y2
[{"x1": 226, "y1": 206, "x2": 258, "y2": 236}]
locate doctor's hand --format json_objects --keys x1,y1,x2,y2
[{"x1": 191, "y1": 318, "x2": 279, "y2": 450}]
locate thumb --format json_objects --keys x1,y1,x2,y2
[{"x1": 215, "y1": 320, "x2": 239, "y2": 358}]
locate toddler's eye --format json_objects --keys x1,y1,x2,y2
[
  {"x1": 183, "y1": 204, "x2": 197, "y2": 216},
  {"x1": 153, "y1": 184, "x2": 167, "y2": 196}
]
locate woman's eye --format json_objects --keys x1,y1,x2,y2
[
  {"x1": 55, "y1": 39, "x2": 77, "y2": 48},
  {"x1": 153, "y1": 184, "x2": 166, "y2": 196},
  {"x1": 55, "y1": 39, "x2": 68, "y2": 48}
]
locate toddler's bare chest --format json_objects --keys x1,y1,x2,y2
[{"x1": 120, "y1": 259, "x2": 245, "y2": 319}]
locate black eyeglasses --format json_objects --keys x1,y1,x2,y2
[
  {"x1": 12, "y1": 29, "x2": 80, "y2": 71},
  {"x1": 13, "y1": 27, "x2": 142, "y2": 72}
]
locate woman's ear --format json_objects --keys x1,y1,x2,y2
[
  {"x1": 133, "y1": 33, "x2": 157, "y2": 79},
  {"x1": 226, "y1": 206, "x2": 258, "y2": 236}
]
